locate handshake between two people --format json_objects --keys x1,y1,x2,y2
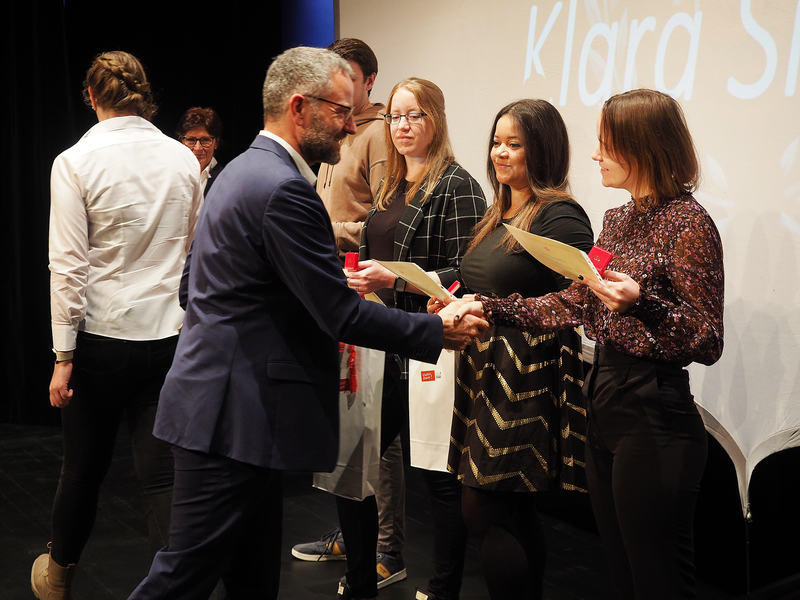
[
  {"x1": 343, "y1": 257, "x2": 489, "y2": 352},
  {"x1": 431, "y1": 295, "x2": 488, "y2": 351},
  {"x1": 429, "y1": 270, "x2": 642, "y2": 353}
]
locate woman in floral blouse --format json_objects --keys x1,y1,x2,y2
[{"x1": 447, "y1": 89, "x2": 724, "y2": 600}]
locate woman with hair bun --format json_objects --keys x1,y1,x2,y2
[{"x1": 31, "y1": 50, "x2": 203, "y2": 600}]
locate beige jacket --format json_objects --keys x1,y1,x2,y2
[{"x1": 317, "y1": 102, "x2": 386, "y2": 261}]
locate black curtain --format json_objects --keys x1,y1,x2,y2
[{"x1": 2, "y1": 0, "x2": 282, "y2": 425}]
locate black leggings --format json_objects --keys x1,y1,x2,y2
[
  {"x1": 585, "y1": 344, "x2": 708, "y2": 600},
  {"x1": 336, "y1": 356, "x2": 467, "y2": 599},
  {"x1": 461, "y1": 486, "x2": 546, "y2": 600},
  {"x1": 50, "y1": 332, "x2": 176, "y2": 565}
]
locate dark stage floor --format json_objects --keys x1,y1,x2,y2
[{"x1": 1, "y1": 424, "x2": 735, "y2": 600}]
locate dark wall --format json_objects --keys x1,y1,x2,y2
[
  {"x1": 4, "y1": 2, "x2": 79, "y2": 426},
  {"x1": 282, "y1": 0, "x2": 335, "y2": 49},
  {"x1": 61, "y1": 1, "x2": 285, "y2": 170},
  {"x1": 2, "y1": 0, "x2": 284, "y2": 424}
]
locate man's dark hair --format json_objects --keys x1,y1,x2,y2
[{"x1": 327, "y1": 38, "x2": 378, "y2": 78}]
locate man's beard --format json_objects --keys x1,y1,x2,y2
[{"x1": 299, "y1": 111, "x2": 342, "y2": 165}]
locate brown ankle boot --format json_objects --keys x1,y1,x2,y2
[{"x1": 31, "y1": 549, "x2": 76, "y2": 600}]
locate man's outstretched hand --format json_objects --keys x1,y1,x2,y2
[{"x1": 437, "y1": 299, "x2": 489, "y2": 350}]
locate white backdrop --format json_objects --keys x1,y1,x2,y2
[{"x1": 340, "y1": 0, "x2": 800, "y2": 518}]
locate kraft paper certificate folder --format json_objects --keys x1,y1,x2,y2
[
  {"x1": 364, "y1": 292, "x2": 384, "y2": 305},
  {"x1": 373, "y1": 260, "x2": 456, "y2": 300},
  {"x1": 503, "y1": 224, "x2": 606, "y2": 285}
]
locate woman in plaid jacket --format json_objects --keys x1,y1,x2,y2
[{"x1": 339, "y1": 78, "x2": 486, "y2": 600}]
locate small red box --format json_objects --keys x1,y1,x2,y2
[
  {"x1": 588, "y1": 246, "x2": 613, "y2": 276},
  {"x1": 344, "y1": 252, "x2": 360, "y2": 271}
]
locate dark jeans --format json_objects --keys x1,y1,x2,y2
[
  {"x1": 129, "y1": 447, "x2": 284, "y2": 600},
  {"x1": 585, "y1": 344, "x2": 708, "y2": 600},
  {"x1": 50, "y1": 332, "x2": 176, "y2": 565},
  {"x1": 336, "y1": 356, "x2": 467, "y2": 599}
]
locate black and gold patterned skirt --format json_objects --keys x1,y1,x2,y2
[{"x1": 449, "y1": 324, "x2": 587, "y2": 493}]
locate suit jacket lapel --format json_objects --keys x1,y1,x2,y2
[{"x1": 251, "y1": 134, "x2": 293, "y2": 165}]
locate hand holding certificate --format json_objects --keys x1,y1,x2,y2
[{"x1": 503, "y1": 224, "x2": 610, "y2": 286}]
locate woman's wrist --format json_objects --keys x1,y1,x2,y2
[
  {"x1": 475, "y1": 293, "x2": 492, "y2": 322},
  {"x1": 53, "y1": 349, "x2": 74, "y2": 363}
]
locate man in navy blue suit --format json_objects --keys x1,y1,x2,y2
[{"x1": 128, "y1": 47, "x2": 486, "y2": 600}]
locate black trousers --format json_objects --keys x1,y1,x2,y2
[
  {"x1": 461, "y1": 486, "x2": 546, "y2": 600},
  {"x1": 129, "y1": 447, "x2": 284, "y2": 600},
  {"x1": 585, "y1": 344, "x2": 708, "y2": 600},
  {"x1": 51, "y1": 332, "x2": 176, "y2": 565},
  {"x1": 336, "y1": 356, "x2": 468, "y2": 599}
]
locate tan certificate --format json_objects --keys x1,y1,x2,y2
[
  {"x1": 504, "y1": 224, "x2": 605, "y2": 285},
  {"x1": 363, "y1": 292, "x2": 384, "y2": 305},
  {"x1": 373, "y1": 260, "x2": 456, "y2": 300}
]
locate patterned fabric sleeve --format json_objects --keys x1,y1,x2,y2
[
  {"x1": 480, "y1": 283, "x2": 589, "y2": 335},
  {"x1": 626, "y1": 203, "x2": 724, "y2": 365}
]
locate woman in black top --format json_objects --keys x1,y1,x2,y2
[
  {"x1": 445, "y1": 99, "x2": 593, "y2": 600},
  {"x1": 339, "y1": 78, "x2": 486, "y2": 600}
]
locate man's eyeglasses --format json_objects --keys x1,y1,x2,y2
[
  {"x1": 304, "y1": 95, "x2": 355, "y2": 121},
  {"x1": 383, "y1": 112, "x2": 428, "y2": 125},
  {"x1": 180, "y1": 136, "x2": 216, "y2": 148}
]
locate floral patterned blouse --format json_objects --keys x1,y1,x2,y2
[{"x1": 481, "y1": 194, "x2": 724, "y2": 366}]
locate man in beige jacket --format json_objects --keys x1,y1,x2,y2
[{"x1": 316, "y1": 38, "x2": 387, "y2": 263}]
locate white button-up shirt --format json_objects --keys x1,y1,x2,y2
[{"x1": 49, "y1": 115, "x2": 204, "y2": 351}]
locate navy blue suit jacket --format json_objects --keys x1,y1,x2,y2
[{"x1": 154, "y1": 134, "x2": 443, "y2": 472}]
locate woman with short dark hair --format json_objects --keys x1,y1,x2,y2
[{"x1": 176, "y1": 106, "x2": 223, "y2": 194}]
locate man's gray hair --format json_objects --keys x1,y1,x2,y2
[{"x1": 263, "y1": 46, "x2": 354, "y2": 121}]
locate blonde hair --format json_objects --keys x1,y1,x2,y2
[
  {"x1": 82, "y1": 51, "x2": 156, "y2": 120},
  {"x1": 375, "y1": 78, "x2": 454, "y2": 209}
]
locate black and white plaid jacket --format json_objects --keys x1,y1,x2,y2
[{"x1": 359, "y1": 161, "x2": 487, "y2": 314}]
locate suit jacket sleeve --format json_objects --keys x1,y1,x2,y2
[{"x1": 262, "y1": 176, "x2": 442, "y2": 363}]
